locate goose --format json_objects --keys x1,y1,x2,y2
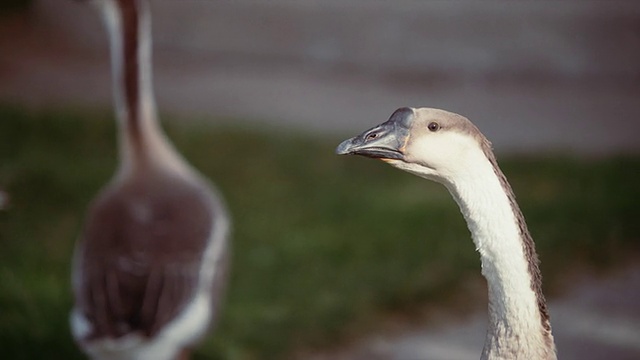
[
  {"x1": 336, "y1": 107, "x2": 556, "y2": 359},
  {"x1": 69, "y1": 1, "x2": 230, "y2": 359}
]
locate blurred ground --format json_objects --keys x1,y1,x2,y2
[
  {"x1": 1, "y1": 1, "x2": 639, "y2": 359},
  {"x1": 1, "y1": 0, "x2": 639, "y2": 154},
  {"x1": 306, "y1": 264, "x2": 640, "y2": 360}
]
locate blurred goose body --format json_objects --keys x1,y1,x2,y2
[{"x1": 70, "y1": 1, "x2": 230, "y2": 359}]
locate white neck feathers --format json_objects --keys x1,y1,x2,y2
[{"x1": 444, "y1": 151, "x2": 556, "y2": 359}]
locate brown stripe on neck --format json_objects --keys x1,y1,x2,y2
[
  {"x1": 479, "y1": 138, "x2": 553, "y2": 335},
  {"x1": 118, "y1": 0, "x2": 142, "y2": 150}
]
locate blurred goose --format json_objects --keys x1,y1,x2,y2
[
  {"x1": 337, "y1": 107, "x2": 556, "y2": 359},
  {"x1": 70, "y1": 1, "x2": 230, "y2": 359}
]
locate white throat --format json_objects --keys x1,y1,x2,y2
[{"x1": 442, "y1": 154, "x2": 556, "y2": 359}]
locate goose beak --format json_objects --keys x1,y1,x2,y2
[{"x1": 335, "y1": 107, "x2": 413, "y2": 160}]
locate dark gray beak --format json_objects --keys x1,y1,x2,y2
[{"x1": 335, "y1": 107, "x2": 413, "y2": 160}]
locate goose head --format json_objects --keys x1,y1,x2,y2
[{"x1": 336, "y1": 107, "x2": 491, "y2": 184}]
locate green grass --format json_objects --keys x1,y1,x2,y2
[{"x1": 0, "y1": 105, "x2": 638, "y2": 359}]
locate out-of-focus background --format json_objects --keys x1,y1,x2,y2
[{"x1": 1, "y1": 0, "x2": 639, "y2": 359}]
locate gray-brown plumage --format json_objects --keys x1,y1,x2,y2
[{"x1": 70, "y1": 1, "x2": 230, "y2": 359}]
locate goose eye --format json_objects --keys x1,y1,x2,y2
[{"x1": 428, "y1": 122, "x2": 440, "y2": 132}]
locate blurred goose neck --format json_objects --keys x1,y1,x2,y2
[{"x1": 99, "y1": 0, "x2": 187, "y2": 178}]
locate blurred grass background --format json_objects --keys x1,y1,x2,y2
[{"x1": 0, "y1": 104, "x2": 638, "y2": 359}]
